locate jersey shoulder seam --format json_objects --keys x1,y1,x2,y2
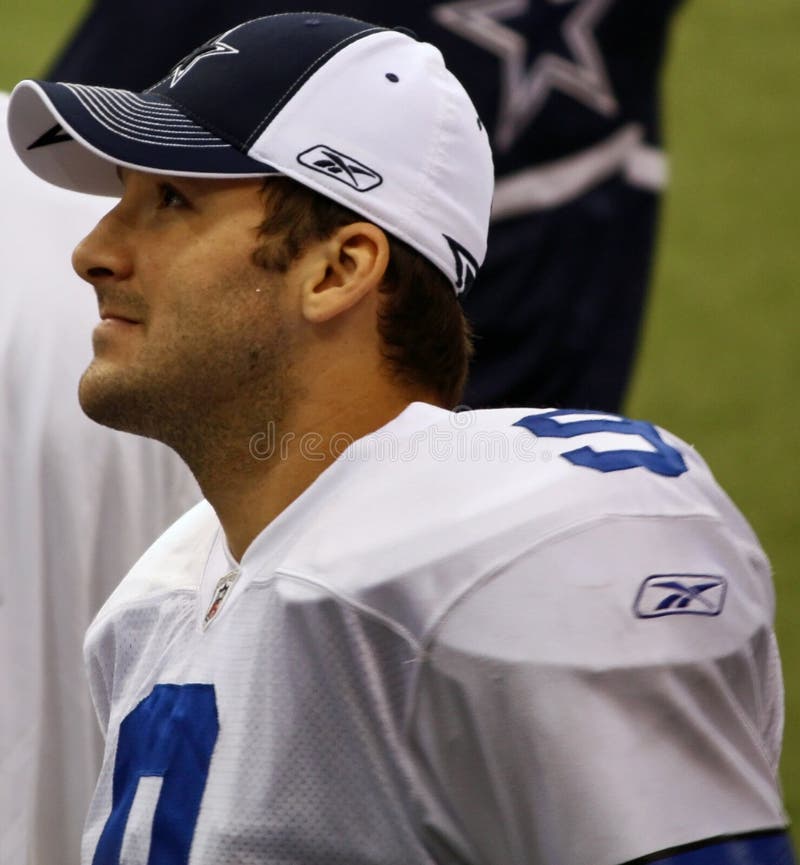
[
  {"x1": 268, "y1": 569, "x2": 424, "y2": 654},
  {"x1": 87, "y1": 585, "x2": 198, "y2": 638}
]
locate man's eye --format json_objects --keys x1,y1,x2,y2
[{"x1": 158, "y1": 183, "x2": 188, "y2": 208}]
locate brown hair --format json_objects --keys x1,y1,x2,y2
[{"x1": 254, "y1": 178, "x2": 473, "y2": 407}]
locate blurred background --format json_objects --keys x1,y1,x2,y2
[{"x1": 2, "y1": 0, "x2": 798, "y2": 823}]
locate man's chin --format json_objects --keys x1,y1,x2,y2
[{"x1": 78, "y1": 364, "x2": 150, "y2": 436}]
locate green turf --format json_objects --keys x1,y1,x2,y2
[
  {"x1": 3, "y1": 0, "x2": 799, "y2": 827},
  {"x1": 627, "y1": 0, "x2": 800, "y2": 820},
  {"x1": 0, "y1": 0, "x2": 89, "y2": 84}
]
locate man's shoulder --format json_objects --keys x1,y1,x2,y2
[
  {"x1": 309, "y1": 403, "x2": 739, "y2": 554},
  {"x1": 90, "y1": 499, "x2": 219, "y2": 627},
  {"x1": 275, "y1": 404, "x2": 749, "y2": 644},
  {"x1": 353, "y1": 403, "x2": 714, "y2": 514}
]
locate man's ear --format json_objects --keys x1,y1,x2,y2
[{"x1": 298, "y1": 222, "x2": 390, "y2": 324}]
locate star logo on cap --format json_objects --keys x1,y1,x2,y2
[
  {"x1": 170, "y1": 38, "x2": 240, "y2": 88},
  {"x1": 432, "y1": 0, "x2": 619, "y2": 152}
]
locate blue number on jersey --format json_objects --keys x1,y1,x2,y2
[
  {"x1": 93, "y1": 684, "x2": 219, "y2": 865},
  {"x1": 514, "y1": 409, "x2": 688, "y2": 477}
]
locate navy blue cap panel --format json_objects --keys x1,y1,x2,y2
[
  {"x1": 34, "y1": 81, "x2": 277, "y2": 176},
  {"x1": 150, "y1": 14, "x2": 385, "y2": 152}
]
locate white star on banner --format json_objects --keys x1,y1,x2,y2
[{"x1": 432, "y1": 0, "x2": 619, "y2": 152}]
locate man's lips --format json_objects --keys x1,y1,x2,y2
[{"x1": 99, "y1": 309, "x2": 142, "y2": 324}]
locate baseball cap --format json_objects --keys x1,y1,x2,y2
[{"x1": 7, "y1": 13, "x2": 493, "y2": 294}]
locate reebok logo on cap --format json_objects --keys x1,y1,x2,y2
[{"x1": 297, "y1": 146, "x2": 383, "y2": 192}]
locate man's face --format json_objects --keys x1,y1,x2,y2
[{"x1": 72, "y1": 169, "x2": 299, "y2": 451}]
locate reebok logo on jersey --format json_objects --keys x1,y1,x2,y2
[
  {"x1": 297, "y1": 146, "x2": 383, "y2": 191},
  {"x1": 634, "y1": 574, "x2": 727, "y2": 619}
]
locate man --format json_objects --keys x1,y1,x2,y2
[
  {"x1": 0, "y1": 94, "x2": 199, "y2": 865},
  {"x1": 47, "y1": 0, "x2": 684, "y2": 412},
  {"x1": 7, "y1": 13, "x2": 794, "y2": 864}
]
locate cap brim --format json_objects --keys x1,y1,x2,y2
[{"x1": 7, "y1": 80, "x2": 278, "y2": 196}]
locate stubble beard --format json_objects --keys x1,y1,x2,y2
[{"x1": 78, "y1": 293, "x2": 300, "y2": 478}]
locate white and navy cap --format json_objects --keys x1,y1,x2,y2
[{"x1": 7, "y1": 13, "x2": 493, "y2": 294}]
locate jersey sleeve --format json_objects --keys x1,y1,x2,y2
[{"x1": 408, "y1": 513, "x2": 787, "y2": 865}]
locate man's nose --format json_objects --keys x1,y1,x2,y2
[{"x1": 72, "y1": 205, "x2": 133, "y2": 285}]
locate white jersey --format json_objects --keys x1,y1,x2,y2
[
  {"x1": 0, "y1": 94, "x2": 200, "y2": 865},
  {"x1": 83, "y1": 402, "x2": 787, "y2": 865}
]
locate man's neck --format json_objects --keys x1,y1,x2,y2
[{"x1": 187, "y1": 392, "x2": 422, "y2": 561}]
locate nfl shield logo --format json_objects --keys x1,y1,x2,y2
[{"x1": 203, "y1": 569, "x2": 240, "y2": 629}]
